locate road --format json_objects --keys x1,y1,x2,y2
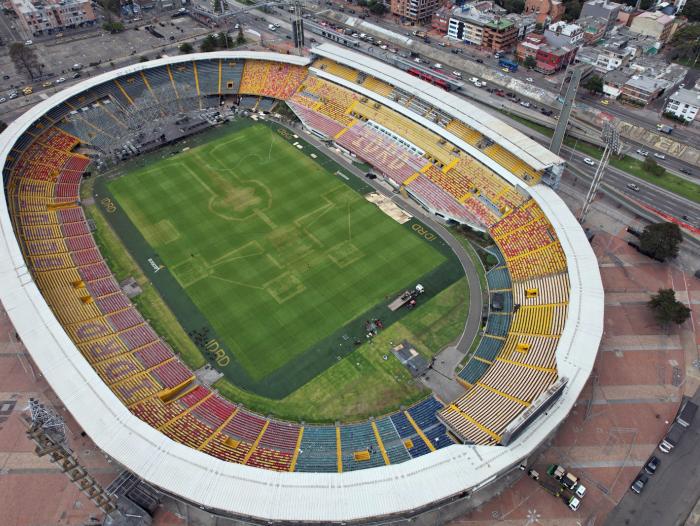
[{"x1": 604, "y1": 390, "x2": 700, "y2": 526}]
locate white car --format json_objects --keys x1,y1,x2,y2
[
  {"x1": 583, "y1": 157, "x2": 596, "y2": 166},
  {"x1": 627, "y1": 183, "x2": 640, "y2": 192},
  {"x1": 0, "y1": 97, "x2": 6, "y2": 104},
  {"x1": 433, "y1": 63, "x2": 442, "y2": 69},
  {"x1": 9, "y1": 92, "x2": 18, "y2": 99},
  {"x1": 520, "y1": 101, "x2": 531, "y2": 107},
  {"x1": 575, "y1": 484, "x2": 587, "y2": 498},
  {"x1": 414, "y1": 57, "x2": 422, "y2": 63},
  {"x1": 569, "y1": 497, "x2": 580, "y2": 511},
  {"x1": 25, "y1": 39, "x2": 33, "y2": 45},
  {"x1": 474, "y1": 81, "x2": 482, "y2": 87},
  {"x1": 526, "y1": 77, "x2": 533, "y2": 82},
  {"x1": 452, "y1": 71, "x2": 462, "y2": 78},
  {"x1": 653, "y1": 153, "x2": 666, "y2": 160},
  {"x1": 636, "y1": 149, "x2": 649, "y2": 156},
  {"x1": 55, "y1": 77, "x2": 66, "y2": 84},
  {"x1": 380, "y1": 45, "x2": 388, "y2": 50}
]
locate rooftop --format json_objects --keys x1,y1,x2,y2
[
  {"x1": 634, "y1": 10, "x2": 674, "y2": 24},
  {"x1": 625, "y1": 74, "x2": 669, "y2": 92},
  {"x1": 547, "y1": 20, "x2": 583, "y2": 36},
  {"x1": 583, "y1": 0, "x2": 623, "y2": 10},
  {"x1": 669, "y1": 88, "x2": 700, "y2": 107}
]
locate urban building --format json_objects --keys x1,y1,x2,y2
[
  {"x1": 579, "y1": 15, "x2": 609, "y2": 44},
  {"x1": 616, "y1": 5, "x2": 639, "y2": 26},
  {"x1": 580, "y1": 0, "x2": 622, "y2": 32},
  {"x1": 665, "y1": 88, "x2": 700, "y2": 121},
  {"x1": 432, "y1": 6, "x2": 452, "y2": 33},
  {"x1": 621, "y1": 74, "x2": 670, "y2": 105},
  {"x1": 516, "y1": 32, "x2": 547, "y2": 62},
  {"x1": 523, "y1": 0, "x2": 565, "y2": 25},
  {"x1": 391, "y1": 0, "x2": 440, "y2": 22},
  {"x1": 629, "y1": 11, "x2": 674, "y2": 42},
  {"x1": 446, "y1": 3, "x2": 517, "y2": 51},
  {"x1": 10, "y1": 0, "x2": 96, "y2": 37},
  {"x1": 544, "y1": 21, "x2": 584, "y2": 48},
  {"x1": 603, "y1": 68, "x2": 632, "y2": 97},
  {"x1": 535, "y1": 44, "x2": 578, "y2": 74},
  {"x1": 505, "y1": 12, "x2": 538, "y2": 39}
]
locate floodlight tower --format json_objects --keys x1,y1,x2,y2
[{"x1": 579, "y1": 121, "x2": 621, "y2": 224}]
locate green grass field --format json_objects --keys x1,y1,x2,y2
[{"x1": 105, "y1": 121, "x2": 457, "y2": 399}]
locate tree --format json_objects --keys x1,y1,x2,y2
[
  {"x1": 562, "y1": 0, "x2": 582, "y2": 20},
  {"x1": 9, "y1": 42, "x2": 41, "y2": 80},
  {"x1": 666, "y1": 23, "x2": 700, "y2": 64},
  {"x1": 213, "y1": 0, "x2": 221, "y2": 13},
  {"x1": 367, "y1": 0, "x2": 386, "y2": 14},
  {"x1": 584, "y1": 74, "x2": 603, "y2": 93},
  {"x1": 179, "y1": 42, "x2": 194, "y2": 54},
  {"x1": 236, "y1": 25, "x2": 245, "y2": 45},
  {"x1": 102, "y1": 21, "x2": 125, "y2": 33},
  {"x1": 200, "y1": 35, "x2": 217, "y2": 52},
  {"x1": 98, "y1": 0, "x2": 120, "y2": 14},
  {"x1": 642, "y1": 156, "x2": 664, "y2": 177},
  {"x1": 648, "y1": 289, "x2": 691, "y2": 328},
  {"x1": 138, "y1": 55, "x2": 148, "y2": 62},
  {"x1": 639, "y1": 222, "x2": 683, "y2": 261},
  {"x1": 216, "y1": 32, "x2": 232, "y2": 48},
  {"x1": 498, "y1": 0, "x2": 525, "y2": 13},
  {"x1": 682, "y1": 0, "x2": 700, "y2": 22},
  {"x1": 0, "y1": 121, "x2": 7, "y2": 134},
  {"x1": 524, "y1": 55, "x2": 536, "y2": 69}
]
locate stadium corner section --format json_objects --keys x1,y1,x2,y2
[{"x1": 92, "y1": 118, "x2": 466, "y2": 400}]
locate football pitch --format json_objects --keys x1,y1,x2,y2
[{"x1": 100, "y1": 120, "x2": 463, "y2": 398}]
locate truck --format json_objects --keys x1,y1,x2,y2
[
  {"x1": 530, "y1": 469, "x2": 581, "y2": 511},
  {"x1": 659, "y1": 422, "x2": 685, "y2": 453},
  {"x1": 676, "y1": 399, "x2": 698, "y2": 428},
  {"x1": 388, "y1": 284, "x2": 424, "y2": 311}
]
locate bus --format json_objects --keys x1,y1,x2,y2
[
  {"x1": 406, "y1": 67, "x2": 452, "y2": 91},
  {"x1": 499, "y1": 58, "x2": 518, "y2": 72}
]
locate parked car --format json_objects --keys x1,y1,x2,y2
[
  {"x1": 42, "y1": 80, "x2": 53, "y2": 88},
  {"x1": 526, "y1": 77, "x2": 533, "y2": 82},
  {"x1": 636, "y1": 149, "x2": 649, "y2": 156},
  {"x1": 25, "y1": 39, "x2": 33, "y2": 45},
  {"x1": 520, "y1": 101, "x2": 531, "y2": 107},
  {"x1": 630, "y1": 473, "x2": 648, "y2": 494},
  {"x1": 601, "y1": 99, "x2": 609, "y2": 105},
  {"x1": 0, "y1": 97, "x2": 6, "y2": 104},
  {"x1": 680, "y1": 168, "x2": 692, "y2": 175},
  {"x1": 501, "y1": 67, "x2": 509, "y2": 72},
  {"x1": 627, "y1": 183, "x2": 640, "y2": 192},
  {"x1": 55, "y1": 77, "x2": 66, "y2": 84},
  {"x1": 575, "y1": 484, "x2": 587, "y2": 498},
  {"x1": 583, "y1": 157, "x2": 596, "y2": 166},
  {"x1": 476, "y1": 58, "x2": 483, "y2": 63},
  {"x1": 644, "y1": 456, "x2": 659, "y2": 475}
]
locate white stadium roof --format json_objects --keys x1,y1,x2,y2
[{"x1": 0, "y1": 49, "x2": 602, "y2": 522}]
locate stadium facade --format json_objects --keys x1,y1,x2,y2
[{"x1": 0, "y1": 46, "x2": 603, "y2": 524}]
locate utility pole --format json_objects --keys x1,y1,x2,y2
[{"x1": 579, "y1": 121, "x2": 620, "y2": 223}]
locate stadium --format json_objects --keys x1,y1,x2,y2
[{"x1": 0, "y1": 45, "x2": 603, "y2": 524}]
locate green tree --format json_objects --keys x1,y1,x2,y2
[
  {"x1": 214, "y1": 0, "x2": 221, "y2": 12},
  {"x1": 237, "y1": 25, "x2": 245, "y2": 45},
  {"x1": 498, "y1": 0, "x2": 525, "y2": 13},
  {"x1": 642, "y1": 156, "x2": 664, "y2": 177},
  {"x1": 682, "y1": 0, "x2": 700, "y2": 22},
  {"x1": 0, "y1": 121, "x2": 7, "y2": 134},
  {"x1": 9, "y1": 42, "x2": 41, "y2": 80},
  {"x1": 666, "y1": 23, "x2": 700, "y2": 63},
  {"x1": 367, "y1": 0, "x2": 386, "y2": 14},
  {"x1": 98, "y1": 0, "x2": 120, "y2": 14},
  {"x1": 524, "y1": 55, "x2": 536, "y2": 69},
  {"x1": 639, "y1": 222, "x2": 683, "y2": 261},
  {"x1": 179, "y1": 42, "x2": 194, "y2": 54},
  {"x1": 584, "y1": 74, "x2": 603, "y2": 93},
  {"x1": 102, "y1": 21, "x2": 125, "y2": 33},
  {"x1": 563, "y1": 0, "x2": 582, "y2": 20},
  {"x1": 200, "y1": 34, "x2": 217, "y2": 52},
  {"x1": 217, "y1": 32, "x2": 231, "y2": 48},
  {"x1": 648, "y1": 289, "x2": 691, "y2": 328}
]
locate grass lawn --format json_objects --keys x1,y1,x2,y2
[
  {"x1": 108, "y1": 121, "x2": 448, "y2": 394},
  {"x1": 213, "y1": 277, "x2": 468, "y2": 422},
  {"x1": 501, "y1": 111, "x2": 700, "y2": 204}
]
